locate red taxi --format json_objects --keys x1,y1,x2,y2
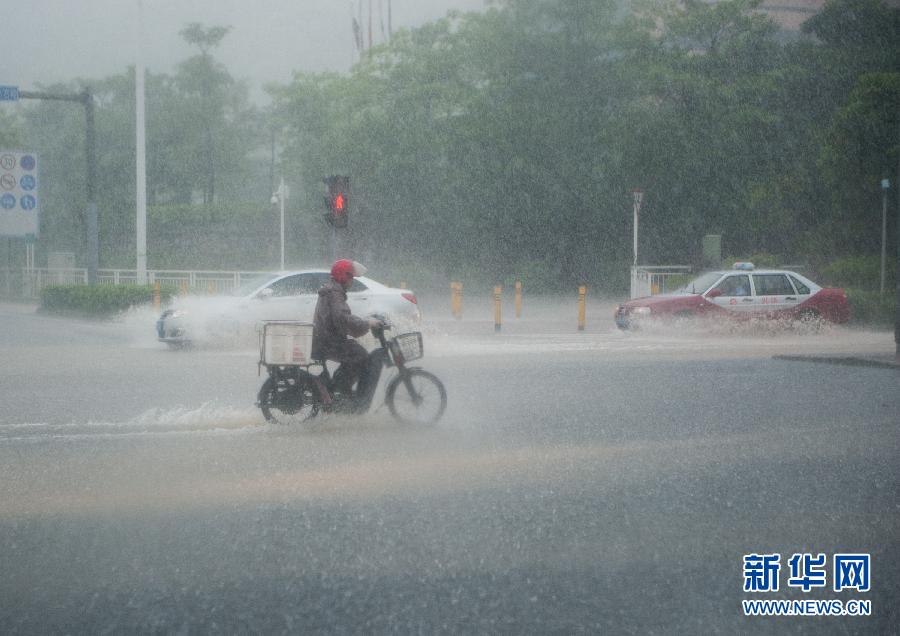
[{"x1": 614, "y1": 263, "x2": 850, "y2": 329}]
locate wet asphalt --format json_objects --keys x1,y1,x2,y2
[{"x1": 0, "y1": 304, "x2": 897, "y2": 634}]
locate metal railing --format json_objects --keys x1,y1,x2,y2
[
  {"x1": 0, "y1": 268, "x2": 271, "y2": 300},
  {"x1": 630, "y1": 265, "x2": 693, "y2": 299}
]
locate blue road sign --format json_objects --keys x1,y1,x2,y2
[
  {"x1": 0, "y1": 85, "x2": 19, "y2": 101},
  {"x1": 20, "y1": 175, "x2": 35, "y2": 190},
  {"x1": 20, "y1": 194, "x2": 36, "y2": 210},
  {"x1": 20, "y1": 155, "x2": 35, "y2": 171},
  {"x1": 0, "y1": 193, "x2": 15, "y2": 209}
]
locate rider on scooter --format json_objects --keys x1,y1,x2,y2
[{"x1": 312, "y1": 259, "x2": 383, "y2": 405}]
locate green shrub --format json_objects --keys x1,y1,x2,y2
[
  {"x1": 846, "y1": 288, "x2": 895, "y2": 326},
  {"x1": 820, "y1": 255, "x2": 896, "y2": 292},
  {"x1": 40, "y1": 283, "x2": 177, "y2": 317}
]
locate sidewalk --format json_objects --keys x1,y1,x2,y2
[
  {"x1": 0, "y1": 301, "x2": 38, "y2": 314},
  {"x1": 774, "y1": 352, "x2": 900, "y2": 369}
]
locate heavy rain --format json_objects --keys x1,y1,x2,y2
[{"x1": 1, "y1": 0, "x2": 899, "y2": 633}]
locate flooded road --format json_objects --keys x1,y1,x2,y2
[{"x1": 0, "y1": 302, "x2": 897, "y2": 633}]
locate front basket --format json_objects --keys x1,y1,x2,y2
[{"x1": 392, "y1": 332, "x2": 424, "y2": 362}]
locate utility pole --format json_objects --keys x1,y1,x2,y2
[
  {"x1": 881, "y1": 179, "x2": 889, "y2": 296},
  {"x1": 136, "y1": 0, "x2": 148, "y2": 284},
  {"x1": 895, "y1": 118, "x2": 900, "y2": 359},
  {"x1": 632, "y1": 189, "x2": 643, "y2": 266},
  {"x1": 271, "y1": 178, "x2": 288, "y2": 271}
]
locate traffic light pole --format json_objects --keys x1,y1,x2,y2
[
  {"x1": 19, "y1": 88, "x2": 98, "y2": 284},
  {"x1": 895, "y1": 120, "x2": 900, "y2": 359},
  {"x1": 331, "y1": 225, "x2": 337, "y2": 262}
]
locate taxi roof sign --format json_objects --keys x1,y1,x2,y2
[{"x1": 733, "y1": 262, "x2": 755, "y2": 270}]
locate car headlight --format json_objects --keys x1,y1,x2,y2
[{"x1": 632, "y1": 307, "x2": 652, "y2": 315}]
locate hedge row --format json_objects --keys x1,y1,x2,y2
[
  {"x1": 846, "y1": 289, "x2": 896, "y2": 327},
  {"x1": 40, "y1": 284, "x2": 177, "y2": 317}
]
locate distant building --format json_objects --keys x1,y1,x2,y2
[
  {"x1": 758, "y1": 0, "x2": 825, "y2": 31},
  {"x1": 756, "y1": 0, "x2": 900, "y2": 33}
]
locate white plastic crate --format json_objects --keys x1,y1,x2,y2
[{"x1": 260, "y1": 321, "x2": 314, "y2": 366}]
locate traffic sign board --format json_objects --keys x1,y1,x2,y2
[
  {"x1": 0, "y1": 150, "x2": 39, "y2": 237},
  {"x1": 0, "y1": 85, "x2": 19, "y2": 101}
]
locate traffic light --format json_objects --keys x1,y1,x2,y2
[{"x1": 323, "y1": 175, "x2": 350, "y2": 228}]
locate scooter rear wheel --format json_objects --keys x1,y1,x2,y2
[
  {"x1": 385, "y1": 369, "x2": 447, "y2": 426},
  {"x1": 258, "y1": 375, "x2": 320, "y2": 425}
]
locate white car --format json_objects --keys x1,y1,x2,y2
[{"x1": 156, "y1": 270, "x2": 421, "y2": 348}]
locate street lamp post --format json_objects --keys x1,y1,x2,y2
[
  {"x1": 135, "y1": 0, "x2": 148, "y2": 285},
  {"x1": 271, "y1": 178, "x2": 288, "y2": 270},
  {"x1": 632, "y1": 189, "x2": 643, "y2": 266},
  {"x1": 880, "y1": 179, "x2": 890, "y2": 296}
]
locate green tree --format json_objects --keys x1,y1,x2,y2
[
  {"x1": 0, "y1": 108, "x2": 24, "y2": 148},
  {"x1": 818, "y1": 72, "x2": 900, "y2": 254},
  {"x1": 177, "y1": 23, "x2": 234, "y2": 204}
]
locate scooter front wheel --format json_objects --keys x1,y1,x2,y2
[
  {"x1": 385, "y1": 369, "x2": 447, "y2": 426},
  {"x1": 258, "y1": 374, "x2": 320, "y2": 425}
]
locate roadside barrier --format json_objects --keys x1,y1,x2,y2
[
  {"x1": 450, "y1": 281, "x2": 463, "y2": 319},
  {"x1": 578, "y1": 285, "x2": 587, "y2": 331},
  {"x1": 515, "y1": 280, "x2": 522, "y2": 318},
  {"x1": 494, "y1": 285, "x2": 502, "y2": 332}
]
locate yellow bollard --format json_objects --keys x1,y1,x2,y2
[
  {"x1": 179, "y1": 280, "x2": 188, "y2": 296},
  {"x1": 207, "y1": 281, "x2": 215, "y2": 295},
  {"x1": 578, "y1": 285, "x2": 587, "y2": 331},
  {"x1": 400, "y1": 281, "x2": 407, "y2": 289},
  {"x1": 514, "y1": 280, "x2": 522, "y2": 318},
  {"x1": 153, "y1": 281, "x2": 161, "y2": 310},
  {"x1": 451, "y1": 281, "x2": 463, "y2": 319},
  {"x1": 494, "y1": 285, "x2": 502, "y2": 332}
]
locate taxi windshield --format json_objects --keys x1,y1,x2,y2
[{"x1": 679, "y1": 272, "x2": 722, "y2": 294}]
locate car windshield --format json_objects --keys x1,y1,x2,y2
[
  {"x1": 678, "y1": 272, "x2": 723, "y2": 294},
  {"x1": 231, "y1": 273, "x2": 279, "y2": 297}
]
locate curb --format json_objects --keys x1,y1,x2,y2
[{"x1": 773, "y1": 354, "x2": 900, "y2": 370}]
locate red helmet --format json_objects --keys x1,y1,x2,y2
[{"x1": 331, "y1": 259, "x2": 367, "y2": 286}]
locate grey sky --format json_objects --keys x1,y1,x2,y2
[{"x1": 5, "y1": 0, "x2": 487, "y2": 101}]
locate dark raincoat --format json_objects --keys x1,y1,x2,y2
[{"x1": 311, "y1": 279, "x2": 370, "y2": 392}]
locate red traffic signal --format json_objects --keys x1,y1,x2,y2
[{"x1": 323, "y1": 175, "x2": 349, "y2": 228}]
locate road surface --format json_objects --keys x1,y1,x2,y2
[{"x1": 0, "y1": 302, "x2": 897, "y2": 633}]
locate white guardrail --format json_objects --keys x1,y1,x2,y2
[
  {"x1": 0, "y1": 268, "x2": 270, "y2": 300},
  {"x1": 630, "y1": 265, "x2": 693, "y2": 299},
  {"x1": 2, "y1": 266, "x2": 698, "y2": 301}
]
